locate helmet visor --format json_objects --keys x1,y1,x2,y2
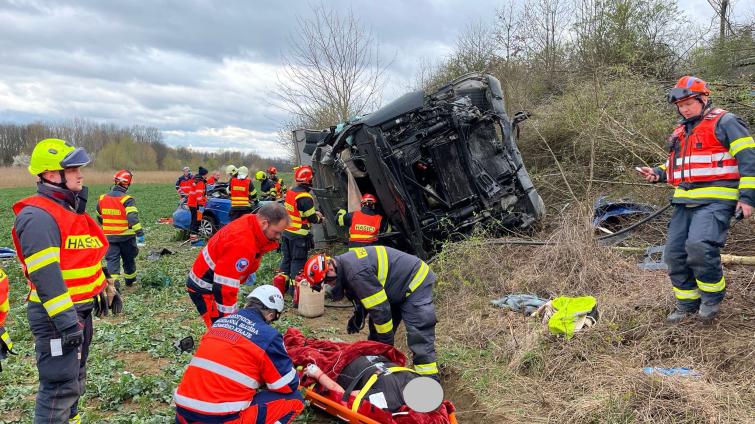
[
  {"x1": 667, "y1": 87, "x2": 698, "y2": 104},
  {"x1": 60, "y1": 147, "x2": 91, "y2": 168}
]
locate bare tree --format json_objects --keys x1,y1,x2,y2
[
  {"x1": 496, "y1": 1, "x2": 526, "y2": 63},
  {"x1": 522, "y1": 0, "x2": 572, "y2": 80},
  {"x1": 275, "y1": 3, "x2": 390, "y2": 129}
]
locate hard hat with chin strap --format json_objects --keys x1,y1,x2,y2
[
  {"x1": 28, "y1": 138, "x2": 91, "y2": 176},
  {"x1": 113, "y1": 169, "x2": 133, "y2": 186},
  {"x1": 237, "y1": 166, "x2": 249, "y2": 179},
  {"x1": 256, "y1": 170, "x2": 267, "y2": 181}
]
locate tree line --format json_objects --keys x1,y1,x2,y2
[{"x1": 0, "y1": 118, "x2": 292, "y2": 173}]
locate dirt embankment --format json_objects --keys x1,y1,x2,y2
[{"x1": 431, "y1": 208, "x2": 755, "y2": 423}]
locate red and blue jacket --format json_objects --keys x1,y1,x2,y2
[{"x1": 174, "y1": 308, "x2": 299, "y2": 420}]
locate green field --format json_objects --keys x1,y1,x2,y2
[{"x1": 0, "y1": 183, "x2": 322, "y2": 423}]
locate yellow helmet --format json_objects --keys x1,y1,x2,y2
[
  {"x1": 28, "y1": 138, "x2": 91, "y2": 176},
  {"x1": 255, "y1": 171, "x2": 266, "y2": 181},
  {"x1": 237, "y1": 166, "x2": 249, "y2": 179}
]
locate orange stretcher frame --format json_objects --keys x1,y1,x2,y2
[{"x1": 303, "y1": 388, "x2": 459, "y2": 424}]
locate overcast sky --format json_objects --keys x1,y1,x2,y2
[{"x1": 0, "y1": 0, "x2": 747, "y2": 159}]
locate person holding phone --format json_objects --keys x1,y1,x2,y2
[{"x1": 637, "y1": 76, "x2": 755, "y2": 324}]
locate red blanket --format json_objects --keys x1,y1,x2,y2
[{"x1": 283, "y1": 328, "x2": 455, "y2": 424}]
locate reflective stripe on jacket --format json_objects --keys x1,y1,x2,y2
[
  {"x1": 187, "y1": 214, "x2": 279, "y2": 318},
  {"x1": 348, "y1": 211, "x2": 382, "y2": 243},
  {"x1": 284, "y1": 186, "x2": 316, "y2": 236},
  {"x1": 334, "y1": 246, "x2": 434, "y2": 344},
  {"x1": 187, "y1": 179, "x2": 206, "y2": 208},
  {"x1": 174, "y1": 308, "x2": 299, "y2": 417},
  {"x1": 12, "y1": 195, "x2": 108, "y2": 306},
  {"x1": 0, "y1": 268, "x2": 8, "y2": 327},
  {"x1": 178, "y1": 177, "x2": 193, "y2": 196},
  {"x1": 98, "y1": 193, "x2": 139, "y2": 236},
  {"x1": 229, "y1": 177, "x2": 251, "y2": 208}
]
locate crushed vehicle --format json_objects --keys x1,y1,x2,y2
[
  {"x1": 293, "y1": 73, "x2": 545, "y2": 258},
  {"x1": 172, "y1": 183, "x2": 276, "y2": 237}
]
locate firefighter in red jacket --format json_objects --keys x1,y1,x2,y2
[
  {"x1": 186, "y1": 203, "x2": 290, "y2": 327},
  {"x1": 188, "y1": 166, "x2": 209, "y2": 247},
  {"x1": 12, "y1": 138, "x2": 109, "y2": 423},
  {"x1": 228, "y1": 166, "x2": 258, "y2": 221},
  {"x1": 175, "y1": 285, "x2": 304, "y2": 424},
  {"x1": 638, "y1": 76, "x2": 755, "y2": 324},
  {"x1": 176, "y1": 166, "x2": 193, "y2": 199},
  {"x1": 0, "y1": 267, "x2": 14, "y2": 372},
  {"x1": 278, "y1": 165, "x2": 323, "y2": 293},
  {"x1": 336, "y1": 193, "x2": 391, "y2": 248}
]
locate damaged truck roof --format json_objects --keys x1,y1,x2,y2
[{"x1": 293, "y1": 72, "x2": 545, "y2": 258}]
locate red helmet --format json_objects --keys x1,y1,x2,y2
[
  {"x1": 113, "y1": 169, "x2": 133, "y2": 186},
  {"x1": 303, "y1": 254, "x2": 330, "y2": 287},
  {"x1": 667, "y1": 76, "x2": 710, "y2": 104},
  {"x1": 294, "y1": 165, "x2": 314, "y2": 184},
  {"x1": 361, "y1": 193, "x2": 378, "y2": 206},
  {"x1": 267, "y1": 166, "x2": 277, "y2": 175}
]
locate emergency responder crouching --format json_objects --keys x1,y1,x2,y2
[
  {"x1": 175, "y1": 285, "x2": 304, "y2": 424},
  {"x1": 304, "y1": 246, "x2": 440, "y2": 380},
  {"x1": 187, "y1": 202, "x2": 290, "y2": 327},
  {"x1": 638, "y1": 76, "x2": 755, "y2": 324},
  {"x1": 228, "y1": 165, "x2": 258, "y2": 221},
  {"x1": 12, "y1": 138, "x2": 109, "y2": 423},
  {"x1": 278, "y1": 165, "x2": 323, "y2": 294},
  {"x1": 337, "y1": 193, "x2": 391, "y2": 248}
]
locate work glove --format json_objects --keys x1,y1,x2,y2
[
  {"x1": 106, "y1": 279, "x2": 123, "y2": 315},
  {"x1": 61, "y1": 323, "x2": 84, "y2": 351},
  {"x1": 347, "y1": 302, "x2": 366, "y2": 334},
  {"x1": 136, "y1": 235, "x2": 145, "y2": 247},
  {"x1": 94, "y1": 291, "x2": 109, "y2": 317},
  {"x1": 95, "y1": 279, "x2": 123, "y2": 317}
]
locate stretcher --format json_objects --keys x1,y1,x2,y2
[
  {"x1": 284, "y1": 329, "x2": 458, "y2": 424},
  {"x1": 303, "y1": 387, "x2": 459, "y2": 424}
]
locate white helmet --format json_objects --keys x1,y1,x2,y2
[
  {"x1": 226, "y1": 165, "x2": 238, "y2": 176},
  {"x1": 237, "y1": 166, "x2": 249, "y2": 179},
  {"x1": 247, "y1": 285, "x2": 284, "y2": 313}
]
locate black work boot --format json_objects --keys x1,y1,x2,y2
[
  {"x1": 698, "y1": 303, "x2": 720, "y2": 325},
  {"x1": 666, "y1": 308, "x2": 695, "y2": 323}
]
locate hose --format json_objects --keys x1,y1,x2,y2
[{"x1": 479, "y1": 203, "x2": 673, "y2": 247}]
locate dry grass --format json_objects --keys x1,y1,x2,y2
[
  {"x1": 0, "y1": 167, "x2": 180, "y2": 188},
  {"x1": 433, "y1": 205, "x2": 755, "y2": 423}
]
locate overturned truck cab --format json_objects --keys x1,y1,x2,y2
[{"x1": 294, "y1": 73, "x2": 545, "y2": 259}]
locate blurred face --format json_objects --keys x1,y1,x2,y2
[
  {"x1": 64, "y1": 168, "x2": 84, "y2": 192},
  {"x1": 42, "y1": 168, "x2": 84, "y2": 192},
  {"x1": 183, "y1": 169, "x2": 190, "y2": 177},
  {"x1": 675, "y1": 96, "x2": 706, "y2": 119},
  {"x1": 259, "y1": 217, "x2": 289, "y2": 241},
  {"x1": 325, "y1": 259, "x2": 337, "y2": 283}
]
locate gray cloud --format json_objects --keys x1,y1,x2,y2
[{"x1": 0, "y1": 0, "x2": 717, "y2": 157}]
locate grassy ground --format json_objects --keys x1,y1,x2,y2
[
  {"x1": 4, "y1": 181, "x2": 754, "y2": 423},
  {"x1": 0, "y1": 182, "x2": 341, "y2": 423}
]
